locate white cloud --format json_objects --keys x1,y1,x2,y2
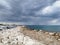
[
  {"x1": 41, "y1": 0, "x2": 60, "y2": 15},
  {"x1": 53, "y1": 1, "x2": 60, "y2": 8},
  {"x1": 49, "y1": 19, "x2": 58, "y2": 23},
  {"x1": 47, "y1": 19, "x2": 60, "y2": 25},
  {"x1": 41, "y1": 6, "x2": 53, "y2": 15},
  {"x1": 0, "y1": 0, "x2": 11, "y2": 9}
]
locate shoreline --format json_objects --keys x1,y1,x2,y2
[{"x1": 0, "y1": 25, "x2": 60, "y2": 45}]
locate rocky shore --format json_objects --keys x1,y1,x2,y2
[{"x1": 0, "y1": 26, "x2": 60, "y2": 45}]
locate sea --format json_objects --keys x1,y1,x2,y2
[{"x1": 25, "y1": 25, "x2": 60, "y2": 32}]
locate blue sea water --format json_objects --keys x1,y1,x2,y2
[{"x1": 26, "y1": 25, "x2": 60, "y2": 32}]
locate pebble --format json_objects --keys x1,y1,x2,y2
[
  {"x1": 49, "y1": 32, "x2": 55, "y2": 36},
  {"x1": 45, "y1": 32, "x2": 49, "y2": 35},
  {"x1": 55, "y1": 33, "x2": 59, "y2": 36},
  {"x1": 57, "y1": 39, "x2": 60, "y2": 41},
  {"x1": 39, "y1": 30, "x2": 43, "y2": 32}
]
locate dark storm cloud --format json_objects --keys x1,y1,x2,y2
[{"x1": 0, "y1": 0, "x2": 60, "y2": 25}]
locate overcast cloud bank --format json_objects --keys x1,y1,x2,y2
[{"x1": 0, "y1": 0, "x2": 60, "y2": 25}]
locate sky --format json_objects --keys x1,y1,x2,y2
[{"x1": 0, "y1": 0, "x2": 60, "y2": 25}]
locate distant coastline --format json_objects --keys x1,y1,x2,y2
[
  {"x1": 0, "y1": 23, "x2": 60, "y2": 32},
  {"x1": 25, "y1": 25, "x2": 60, "y2": 32}
]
